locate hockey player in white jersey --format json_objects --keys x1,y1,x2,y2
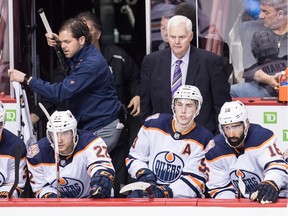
[
  {"x1": 125, "y1": 85, "x2": 214, "y2": 198},
  {"x1": 205, "y1": 100, "x2": 287, "y2": 203},
  {"x1": 27, "y1": 110, "x2": 115, "y2": 198},
  {"x1": 0, "y1": 101, "x2": 27, "y2": 198}
]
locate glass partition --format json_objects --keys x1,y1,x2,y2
[{"x1": 146, "y1": 0, "x2": 280, "y2": 86}]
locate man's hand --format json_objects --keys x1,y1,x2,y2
[
  {"x1": 45, "y1": 33, "x2": 60, "y2": 47},
  {"x1": 254, "y1": 69, "x2": 280, "y2": 90},
  {"x1": 127, "y1": 95, "x2": 140, "y2": 117},
  {"x1": 8, "y1": 69, "x2": 26, "y2": 83},
  {"x1": 30, "y1": 113, "x2": 40, "y2": 125}
]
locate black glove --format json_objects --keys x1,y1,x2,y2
[
  {"x1": 90, "y1": 169, "x2": 114, "y2": 198},
  {"x1": 128, "y1": 189, "x2": 147, "y2": 198},
  {"x1": 41, "y1": 192, "x2": 58, "y2": 198},
  {"x1": 249, "y1": 180, "x2": 279, "y2": 204},
  {"x1": 136, "y1": 168, "x2": 157, "y2": 184},
  {"x1": 150, "y1": 185, "x2": 173, "y2": 198},
  {"x1": 128, "y1": 185, "x2": 173, "y2": 198}
]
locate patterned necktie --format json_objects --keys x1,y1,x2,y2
[{"x1": 171, "y1": 60, "x2": 183, "y2": 96}]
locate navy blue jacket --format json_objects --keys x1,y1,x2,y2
[{"x1": 29, "y1": 44, "x2": 121, "y2": 132}]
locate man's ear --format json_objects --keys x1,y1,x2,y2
[
  {"x1": 190, "y1": 32, "x2": 194, "y2": 42},
  {"x1": 79, "y1": 36, "x2": 86, "y2": 45},
  {"x1": 95, "y1": 30, "x2": 102, "y2": 40},
  {"x1": 246, "y1": 119, "x2": 250, "y2": 128},
  {"x1": 277, "y1": 10, "x2": 284, "y2": 19}
]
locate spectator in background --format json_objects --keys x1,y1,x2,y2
[
  {"x1": 240, "y1": 0, "x2": 287, "y2": 71},
  {"x1": 27, "y1": 110, "x2": 115, "y2": 198},
  {"x1": 175, "y1": 1, "x2": 231, "y2": 79},
  {"x1": 152, "y1": 1, "x2": 212, "y2": 50},
  {"x1": 205, "y1": 100, "x2": 287, "y2": 202},
  {"x1": 174, "y1": 1, "x2": 211, "y2": 48},
  {"x1": 150, "y1": 0, "x2": 179, "y2": 52},
  {"x1": 158, "y1": 16, "x2": 170, "y2": 50},
  {"x1": 140, "y1": 15, "x2": 231, "y2": 135},
  {"x1": 126, "y1": 85, "x2": 213, "y2": 198},
  {"x1": 228, "y1": 0, "x2": 261, "y2": 84},
  {"x1": 231, "y1": 29, "x2": 287, "y2": 97},
  {"x1": 0, "y1": 101, "x2": 27, "y2": 198}
]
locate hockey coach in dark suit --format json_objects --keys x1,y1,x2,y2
[{"x1": 140, "y1": 15, "x2": 231, "y2": 135}]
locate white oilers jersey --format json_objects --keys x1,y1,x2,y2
[
  {"x1": 0, "y1": 129, "x2": 27, "y2": 198},
  {"x1": 205, "y1": 124, "x2": 288, "y2": 199},
  {"x1": 126, "y1": 113, "x2": 214, "y2": 198},
  {"x1": 27, "y1": 130, "x2": 114, "y2": 198}
]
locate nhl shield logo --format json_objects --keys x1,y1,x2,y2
[{"x1": 174, "y1": 132, "x2": 180, "y2": 139}]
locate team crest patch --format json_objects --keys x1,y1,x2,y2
[
  {"x1": 205, "y1": 140, "x2": 215, "y2": 153},
  {"x1": 27, "y1": 143, "x2": 40, "y2": 158}
]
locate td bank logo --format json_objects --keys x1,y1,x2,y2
[
  {"x1": 5, "y1": 109, "x2": 17, "y2": 122},
  {"x1": 283, "y1": 130, "x2": 288, "y2": 142},
  {"x1": 263, "y1": 112, "x2": 277, "y2": 124}
]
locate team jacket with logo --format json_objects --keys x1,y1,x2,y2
[
  {"x1": 126, "y1": 113, "x2": 214, "y2": 198},
  {"x1": 27, "y1": 130, "x2": 114, "y2": 198},
  {"x1": 0, "y1": 129, "x2": 27, "y2": 198},
  {"x1": 205, "y1": 123, "x2": 288, "y2": 198}
]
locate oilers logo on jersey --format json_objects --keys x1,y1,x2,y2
[
  {"x1": 153, "y1": 151, "x2": 184, "y2": 183},
  {"x1": 51, "y1": 177, "x2": 85, "y2": 198},
  {"x1": 230, "y1": 169, "x2": 261, "y2": 197}
]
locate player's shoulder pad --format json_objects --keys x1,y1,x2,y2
[
  {"x1": 205, "y1": 139, "x2": 215, "y2": 153},
  {"x1": 145, "y1": 113, "x2": 160, "y2": 122},
  {"x1": 245, "y1": 124, "x2": 274, "y2": 148}
]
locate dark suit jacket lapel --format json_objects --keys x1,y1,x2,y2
[
  {"x1": 160, "y1": 49, "x2": 173, "y2": 103},
  {"x1": 186, "y1": 46, "x2": 200, "y2": 85}
]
